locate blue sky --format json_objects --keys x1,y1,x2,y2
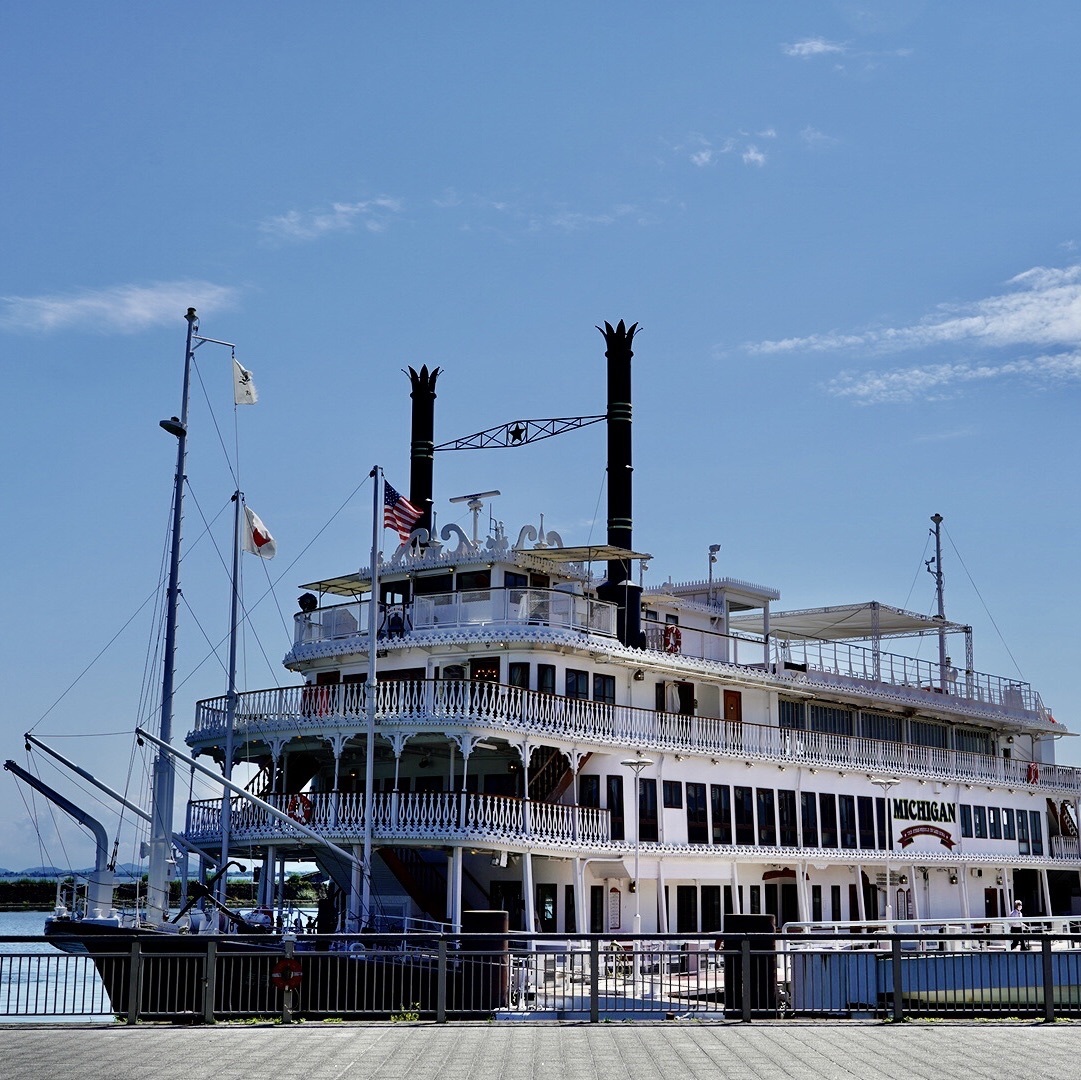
[{"x1": 2, "y1": 3, "x2": 1080, "y2": 871}]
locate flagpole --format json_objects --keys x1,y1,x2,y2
[
  {"x1": 361, "y1": 466, "x2": 382, "y2": 929},
  {"x1": 217, "y1": 489, "x2": 243, "y2": 909}
]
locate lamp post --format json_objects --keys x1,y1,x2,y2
[
  {"x1": 621, "y1": 756, "x2": 653, "y2": 981},
  {"x1": 707, "y1": 544, "x2": 720, "y2": 606},
  {"x1": 870, "y1": 777, "x2": 901, "y2": 932}
]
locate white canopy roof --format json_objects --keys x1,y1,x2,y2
[{"x1": 728, "y1": 601, "x2": 969, "y2": 642}]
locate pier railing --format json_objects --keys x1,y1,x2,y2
[
  {"x1": 192, "y1": 680, "x2": 1081, "y2": 794},
  {"x1": 7, "y1": 928, "x2": 1081, "y2": 1024}
]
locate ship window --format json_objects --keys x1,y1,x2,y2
[
  {"x1": 538, "y1": 664, "x2": 556, "y2": 694},
  {"x1": 1030, "y1": 811, "x2": 1044, "y2": 856},
  {"x1": 857, "y1": 796, "x2": 875, "y2": 849},
  {"x1": 509, "y1": 662, "x2": 530, "y2": 689},
  {"x1": 579, "y1": 774, "x2": 600, "y2": 808},
  {"x1": 989, "y1": 806, "x2": 1002, "y2": 839},
  {"x1": 860, "y1": 711, "x2": 902, "y2": 742},
  {"x1": 748, "y1": 885, "x2": 761, "y2": 914},
  {"x1": 910, "y1": 719, "x2": 948, "y2": 749},
  {"x1": 1017, "y1": 809, "x2": 1030, "y2": 854},
  {"x1": 504, "y1": 572, "x2": 528, "y2": 589},
  {"x1": 801, "y1": 792, "x2": 819, "y2": 848},
  {"x1": 593, "y1": 673, "x2": 616, "y2": 705},
  {"x1": 955, "y1": 727, "x2": 994, "y2": 755},
  {"x1": 414, "y1": 573, "x2": 453, "y2": 595},
  {"x1": 687, "y1": 782, "x2": 709, "y2": 844},
  {"x1": 470, "y1": 657, "x2": 500, "y2": 682},
  {"x1": 875, "y1": 797, "x2": 889, "y2": 850},
  {"x1": 778, "y1": 789, "x2": 798, "y2": 847},
  {"x1": 565, "y1": 884, "x2": 576, "y2": 933},
  {"x1": 663, "y1": 780, "x2": 683, "y2": 809},
  {"x1": 960, "y1": 805, "x2": 973, "y2": 837},
  {"x1": 757, "y1": 789, "x2": 777, "y2": 846},
  {"x1": 734, "y1": 786, "x2": 754, "y2": 845},
  {"x1": 530, "y1": 572, "x2": 550, "y2": 588},
  {"x1": 607, "y1": 775, "x2": 625, "y2": 841},
  {"x1": 811, "y1": 884, "x2": 823, "y2": 922},
  {"x1": 457, "y1": 569, "x2": 491, "y2": 591},
  {"x1": 779, "y1": 699, "x2": 805, "y2": 730},
  {"x1": 639, "y1": 778, "x2": 658, "y2": 842},
  {"x1": 1003, "y1": 807, "x2": 1016, "y2": 840},
  {"x1": 974, "y1": 805, "x2": 988, "y2": 838},
  {"x1": 711, "y1": 784, "x2": 732, "y2": 845},
  {"x1": 838, "y1": 795, "x2": 857, "y2": 849},
  {"x1": 566, "y1": 669, "x2": 589, "y2": 699},
  {"x1": 819, "y1": 794, "x2": 838, "y2": 848},
  {"x1": 810, "y1": 704, "x2": 852, "y2": 736},
  {"x1": 830, "y1": 884, "x2": 842, "y2": 921}
]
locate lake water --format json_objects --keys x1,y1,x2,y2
[{"x1": 0, "y1": 910, "x2": 113, "y2": 1023}]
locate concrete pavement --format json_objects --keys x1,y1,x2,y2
[{"x1": 0, "y1": 1021, "x2": 1076, "y2": 1080}]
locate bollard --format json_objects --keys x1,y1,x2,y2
[
  {"x1": 1041, "y1": 934, "x2": 1055, "y2": 1023},
  {"x1": 126, "y1": 940, "x2": 141, "y2": 1025},
  {"x1": 202, "y1": 940, "x2": 217, "y2": 1024},
  {"x1": 437, "y1": 938, "x2": 448, "y2": 1023},
  {"x1": 891, "y1": 935, "x2": 904, "y2": 1022}
]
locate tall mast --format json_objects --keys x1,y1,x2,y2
[
  {"x1": 147, "y1": 307, "x2": 198, "y2": 925},
  {"x1": 928, "y1": 512, "x2": 948, "y2": 693},
  {"x1": 360, "y1": 466, "x2": 382, "y2": 928},
  {"x1": 217, "y1": 489, "x2": 244, "y2": 907}
]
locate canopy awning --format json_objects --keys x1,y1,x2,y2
[
  {"x1": 728, "y1": 601, "x2": 969, "y2": 642},
  {"x1": 299, "y1": 573, "x2": 369, "y2": 598},
  {"x1": 518, "y1": 544, "x2": 652, "y2": 564}
]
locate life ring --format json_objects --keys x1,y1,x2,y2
[
  {"x1": 1026, "y1": 762, "x2": 1040, "y2": 785},
  {"x1": 663, "y1": 624, "x2": 682, "y2": 654},
  {"x1": 286, "y1": 793, "x2": 314, "y2": 824},
  {"x1": 269, "y1": 958, "x2": 303, "y2": 991}
]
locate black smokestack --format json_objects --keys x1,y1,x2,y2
[
  {"x1": 596, "y1": 320, "x2": 642, "y2": 648},
  {"x1": 406, "y1": 364, "x2": 440, "y2": 536}
]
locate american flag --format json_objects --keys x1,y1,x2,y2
[{"x1": 383, "y1": 481, "x2": 422, "y2": 542}]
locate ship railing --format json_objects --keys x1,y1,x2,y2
[
  {"x1": 292, "y1": 587, "x2": 619, "y2": 645},
  {"x1": 186, "y1": 790, "x2": 611, "y2": 847},
  {"x1": 192, "y1": 680, "x2": 1081, "y2": 794},
  {"x1": 772, "y1": 638, "x2": 1044, "y2": 715}
]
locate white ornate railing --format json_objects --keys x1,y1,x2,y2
[
  {"x1": 191, "y1": 681, "x2": 1081, "y2": 795},
  {"x1": 294, "y1": 587, "x2": 618, "y2": 645},
  {"x1": 186, "y1": 790, "x2": 611, "y2": 848}
]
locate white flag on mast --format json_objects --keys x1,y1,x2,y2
[
  {"x1": 233, "y1": 358, "x2": 258, "y2": 405},
  {"x1": 242, "y1": 505, "x2": 276, "y2": 559}
]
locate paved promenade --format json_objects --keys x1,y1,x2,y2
[{"x1": 1, "y1": 1021, "x2": 1076, "y2": 1080}]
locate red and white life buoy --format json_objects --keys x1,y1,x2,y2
[
  {"x1": 1026, "y1": 761, "x2": 1040, "y2": 785},
  {"x1": 663, "y1": 624, "x2": 682, "y2": 654},
  {"x1": 286, "y1": 793, "x2": 314, "y2": 824}
]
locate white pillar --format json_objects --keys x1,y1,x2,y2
[{"x1": 449, "y1": 846, "x2": 463, "y2": 932}]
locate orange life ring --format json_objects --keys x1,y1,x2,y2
[
  {"x1": 286, "y1": 793, "x2": 314, "y2": 824},
  {"x1": 663, "y1": 624, "x2": 682, "y2": 654},
  {"x1": 1026, "y1": 762, "x2": 1040, "y2": 785}
]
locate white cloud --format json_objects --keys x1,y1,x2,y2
[
  {"x1": 800, "y1": 125, "x2": 840, "y2": 149},
  {"x1": 0, "y1": 281, "x2": 239, "y2": 334},
  {"x1": 742, "y1": 146, "x2": 767, "y2": 167},
  {"x1": 783, "y1": 38, "x2": 846, "y2": 58},
  {"x1": 259, "y1": 197, "x2": 402, "y2": 241},
  {"x1": 827, "y1": 351, "x2": 1081, "y2": 405},
  {"x1": 751, "y1": 264, "x2": 1081, "y2": 355}
]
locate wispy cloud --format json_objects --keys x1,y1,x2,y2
[
  {"x1": 0, "y1": 281, "x2": 239, "y2": 333},
  {"x1": 828, "y1": 352, "x2": 1081, "y2": 405},
  {"x1": 259, "y1": 197, "x2": 403, "y2": 241},
  {"x1": 530, "y1": 203, "x2": 646, "y2": 233},
  {"x1": 783, "y1": 38, "x2": 846, "y2": 58},
  {"x1": 679, "y1": 131, "x2": 769, "y2": 169},
  {"x1": 742, "y1": 146, "x2": 767, "y2": 167},
  {"x1": 751, "y1": 265, "x2": 1081, "y2": 355},
  {"x1": 800, "y1": 125, "x2": 840, "y2": 150}
]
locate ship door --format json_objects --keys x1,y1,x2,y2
[{"x1": 490, "y1": 881, "x2": 524, "y2": 929}]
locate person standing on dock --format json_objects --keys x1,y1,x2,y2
[{"x1": 1008, "y1": 900, "x2": 1029, "y2": 950}]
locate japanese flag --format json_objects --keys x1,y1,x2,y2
[{"x1": 243, "y1": 505, "x2": 276, "y2": 559}]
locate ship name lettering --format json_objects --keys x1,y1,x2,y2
[{"x1": 891, "y1": 798, "x2": 957, "y2": 824}]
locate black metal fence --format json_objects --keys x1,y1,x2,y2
[{"x1": 2, "y1": 930, "x2": 1080, "y2": 1024}]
